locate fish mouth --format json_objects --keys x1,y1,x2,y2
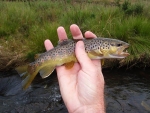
[
  {"x1": 118, "y1": 44, "x2": 130, "y2": 57},
  {"x1": 110, "y1": 44, "x2": 130, "y2": 58}
]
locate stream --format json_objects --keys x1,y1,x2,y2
[{"x1": 0, "y1": 68, "x2": 150, "y2": 113}]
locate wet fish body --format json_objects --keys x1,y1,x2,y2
[{"x1": 16, "y1": 37, "x2": 129, "y2": 89}]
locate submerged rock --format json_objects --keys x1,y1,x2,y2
[{"x1": 0, "y1": 71, "x2": 67, "y2": 113}]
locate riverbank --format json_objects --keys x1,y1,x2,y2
[{"x1": 0, "y1": 0, "x2": 150, "y2": 70}]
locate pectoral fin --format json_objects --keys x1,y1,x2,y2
[
  {"x1": 88, "y1": 51, "x2": 104, "y2": 66},
  {"x1": 39, "y1": 65, "x2": 55, "y2": 78},
  {"x1": 87, "y1": 50, "x2": 103, "y2": 59},
  {"x1": 101, "y1": 59, "x2": 104, "y2": 66},
  {"x1": 64, "y1": 61, "x2": 75, "y2": 69}
]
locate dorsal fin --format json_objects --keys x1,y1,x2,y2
[
  {"x1": 73, "y1": 38, "x2": 84, "y2": 42},
  {"x1": 58, "y1": 39, "x2": 72, "y2": 46}
]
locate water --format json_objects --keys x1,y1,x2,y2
[
  {"x1": 0, "y1": 68, "x2": 150, "y2": 113},
  {"x1": 104, "y1": 69, "x2": 150, "y2": 113}
]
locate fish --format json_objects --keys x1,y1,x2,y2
[{"x1": 16, "y1": 37, "x2": 130, "y2": 89}]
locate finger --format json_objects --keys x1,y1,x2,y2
[
  {"x1": 70, "y1": 24, "x2": 83, "y2": 39},
  {"x1": 75, "y1": 41, "x2": 94, "y2": 69},
  {"x1": 84, "y1": 31, "x2": 97, "y2": 38},
  {"x1": 44, "y1": 39, "x2": 54, "y2": 51},
  {"x1": 92, "y1": 59, "x2": 102, "y2": 70},
  {"x1": 57, "y1": 26, "x2": 68, "y2": 41}
]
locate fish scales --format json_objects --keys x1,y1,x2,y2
[
  {"x1": 29, "y1": 38, "x2": 127, "y2": 75},
  {"x1": 36, "y1": 38, "x2": 103, "y2": 62},
  {"x1": 33, "y1": 38, "x2": 101, "y2": 71},
  {"x1": 16, "y1": 37, "x2": 130, "y2": 89}
]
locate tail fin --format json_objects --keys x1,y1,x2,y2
[
  {"x1": 15, "y1": 64, "x2": 37, "y2": 89},
  {"x1": 21, "y1": 72, "x2": 37, "y2": 89},
  {"x1": 16, "y1": 62, "x2": 56, "y2": 89}
]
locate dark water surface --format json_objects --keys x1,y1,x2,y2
[{"x1": 0, "y1": 68, "x2": 150, "y2": 113}]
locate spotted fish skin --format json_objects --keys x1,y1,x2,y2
[
  {"x1": 30, "y1": 38, "x2": 128, "y2": 69},
  {"x1": 16, "y1": 37, "x2": 129, "y2": 89}
]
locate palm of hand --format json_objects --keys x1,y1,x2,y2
[
  {"x1": 44, "y1": 24, "x2": 104, "y2": 113},
  {"x1": 57, "y1": 60, "x2": 102, "y2": 112}
]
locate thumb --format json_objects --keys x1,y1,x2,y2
[{"x1": 75, "y1": 41, "x2": 94, "y2": 70}]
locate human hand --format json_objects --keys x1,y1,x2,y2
[{"x1": 44, "y1": 24, "x2": 105, "y2": 113}]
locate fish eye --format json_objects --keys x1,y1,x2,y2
[{"x1": 117, "y1": 44, "x2": 122, "y2": 46}]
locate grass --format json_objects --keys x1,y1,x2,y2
[{"x1": 0, "y1": 0, "x2": 150, "y2": 70}]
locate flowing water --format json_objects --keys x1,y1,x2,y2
[{"x1": 0, "y1": 68, "x2": 150, "y2": 113}]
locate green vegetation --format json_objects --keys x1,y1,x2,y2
[{"x1": 0, "y1": 0, "x2": 150, "y2": 70}]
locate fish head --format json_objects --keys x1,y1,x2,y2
[{"x1": 100, "y1": 39, "x2": 130, "y2": 58}]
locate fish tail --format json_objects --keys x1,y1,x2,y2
[
  {"x1": 21, "y1": 71, "x2": 37, "y2": 89},
  {"x1": 16, "y1": 64, "x2": 38, "y2": 89}
]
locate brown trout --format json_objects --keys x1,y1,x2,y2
[{"x1": 16, "y1": 38, "x2": 129, "y2": 89}]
